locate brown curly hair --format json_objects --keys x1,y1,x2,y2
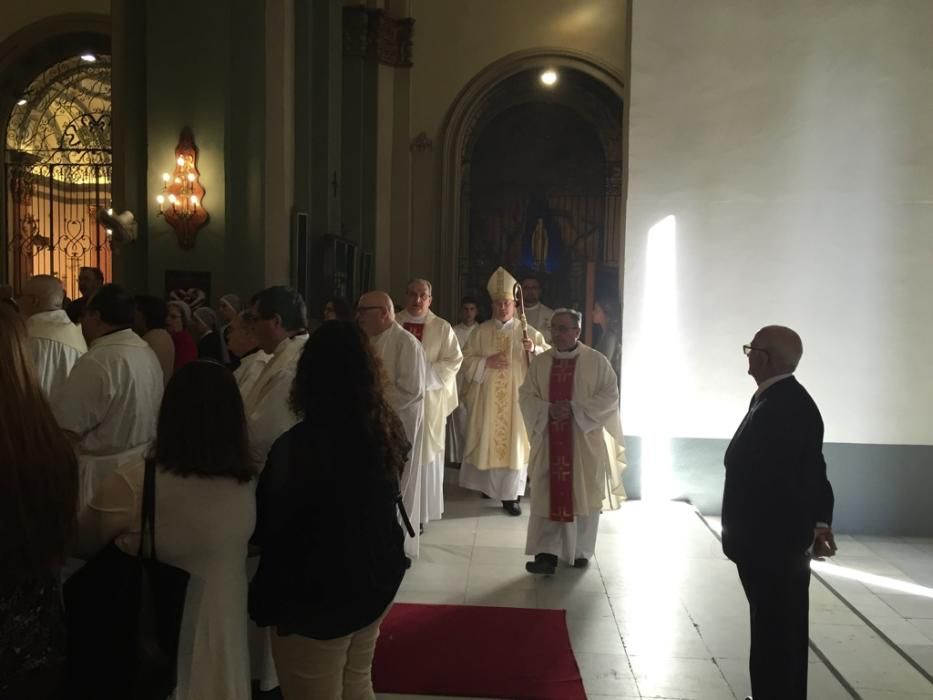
[{"x1": 290, "y1": 321, "x2": 409, "y2": 480}]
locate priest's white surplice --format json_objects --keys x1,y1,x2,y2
[
  {"x1": 27, "y1": 309, "x2": 87, "y2": 397},
  {"x1": 396, "y1": 310, "x2": 462, "y2": 523},
  {"x1": 519, "y1": 342, "x2": 626, "y2": 563},
  {"x1": 370, "y1": 322, "x2": 427, "y2": 557},
  {"x1": 242, "y1": 335, "x2": 307, "y2": 468},
  {"x1": 459, "y1": 318, "x2": 547, "y2": 500},
  {"x1": 524, "y1": 303, "x2": 555, "y2": 343},
  {"x1": 52, "y1": 328, "x2": 163, "y2": 457},
  {"x1": 446, "y1": 323, "x2": 478, "y2": 463},
  {"x1": 233, "y1": 349, "x2": 272, "y2": 404}
]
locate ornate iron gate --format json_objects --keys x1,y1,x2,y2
[{"x1": 4, "y1": 56, "x2": 112, "y2": 300}]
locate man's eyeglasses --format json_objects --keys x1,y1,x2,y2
[{"x1": 742, "y1": 344, "x2": 769, "y2": 357}]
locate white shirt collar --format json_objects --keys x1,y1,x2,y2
[{"x1": 753, "y1": 373, "x2": 794, "y2": 400}]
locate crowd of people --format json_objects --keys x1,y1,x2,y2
[
  {"x1": 1, "y1": 264, "x2": 627, "y2": 700},
  {"x1": 0, "y1": 262, "x2": 833, "y2": 700}
]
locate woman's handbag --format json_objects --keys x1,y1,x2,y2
[{"x1": 64, "y1": 459, "x2": 190, "y2": 700}]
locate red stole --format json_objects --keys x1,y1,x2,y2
[
  {"x1": 548, "y1": 357, "x2": 577, "y2": 522},
  {"x1": 402, "y1": 322, "x2": 424, "y2": 343}
]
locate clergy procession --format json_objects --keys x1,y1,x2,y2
[{"x1": 1, "y1": 263, "x2": 626, "y2": 700}]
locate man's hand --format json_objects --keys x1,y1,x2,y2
[
  {"x1": 549, "y1": 400, "x2": 572, "y2": 421},
  {"x1": 485, "y1": 352, "x2": 510, "y2": 370},
  {"x1": 811, "y1": 527, "x2": 837, "y2": 560},
  {"x1": 522, "y1": 337, "x2": 534, "y2": 353}
]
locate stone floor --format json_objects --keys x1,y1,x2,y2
[{"x1": 379, "y1": 470, "x2": 933, "y2": 699}]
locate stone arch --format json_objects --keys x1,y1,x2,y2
[{"x1": 437, "y1": 47, "x2": 625, "y2": 313}]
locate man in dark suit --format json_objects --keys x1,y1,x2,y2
[{"x1": 722, "y1": 325, "x2": 836, "y2": 700}]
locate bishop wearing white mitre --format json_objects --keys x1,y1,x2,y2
[
  {"x1": 396, "y1": 278, "x2": 462, "y2": 526},
  {"x1": 519, "y1": 309, "x2": 626, "y2": 575},
  {"x1": 358, "y1": 290, "x2": 427, "y2": 558},
  {"x1": 459, "y1": 267, "x2": 548, "y2": 516}
]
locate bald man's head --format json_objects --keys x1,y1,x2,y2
[
  {"x1": 747, "y1": 325, "x2": 803, "y2": 382},
  {"x1": 20, "y1": 275, "x2": 65, "y2": 317},
  {"x1": 356, "y1": 290, "x2": 394, "y2": 336}
]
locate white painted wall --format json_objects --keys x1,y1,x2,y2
[{"x1": 624, "y1": 0, "x2": 933, "y2": 445}]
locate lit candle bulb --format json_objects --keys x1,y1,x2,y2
[
  {"x1": 190, "y1": 195, "x2": 199, "y2": 209},
  {"x1": 187, "y1": 173, "x2": 195, "y2": 183},
  {"x1": 162, "y1": 173, "x2": 170, "y2": 183},
  {"x1": 177, "y1": 156, "x2": 185, "y2": 167},
  {"x1": 174, "y1": 177, "x2": 181, "y2": 184},
  {"x1": 156, "y1": 194, "x2": 165, "y2": 212},
  {"x1": 168, "y1": 194, "x2": 177, "y2": 204}
]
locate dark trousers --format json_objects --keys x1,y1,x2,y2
[{"x1": 736, "y1": 554, "x2": 811, "y2": 700}]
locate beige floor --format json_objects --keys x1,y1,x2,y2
[{"x1": 378, "y1": 470, "x2": 933, "y2": 699}]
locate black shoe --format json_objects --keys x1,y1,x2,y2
[
  {"x1": 502, "y1": 500, "x2": 522, "y2": 516},
  {"x1": 481, "y1": 493, "x2": 491, "y2": 499},
  {"x1": 419, "y1": 523, "x2": 424, "y2": 535},
  {"x1": 404, "y1": 556, "x2": 412, "y2": 570},
  {"x1": 573, "y1": 558, "x2": 589, "y2": 568},
  {"x1": 525, "y1": 553, "x2": 558, "y2": 575}
]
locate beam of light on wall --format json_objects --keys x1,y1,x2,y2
[
  {"x1": 640, "y1": 215, "x2": 679, "y2": 501},
  {"x1": 811, "y1": 560, "x2": 933, "y2": 599}
]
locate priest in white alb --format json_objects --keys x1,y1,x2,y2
[
  {"x1": 447, "y1": 296, "x2": 480, "y2": 465},
  {"x1": 51, "y1": 285, "x2": 163, "y2": 508},
  {"x1": 19, "y1": 274, "x2": 87, "y2": 396},
  {"x1": 358, "y1": 290, "x2": 427, "y2": 557},
  {"x1": 519, "y1": 309, "x2": 626, "y2": 574},
  {"x1": 460, "y1": 267, "x2": 548, "y2": 516},
  {"x1": 521, "y1": 275, "x2": 555, "y2": 344},
  {"x1": 396, "y1": 279, "x2": 462, "y2": 526},
  {"x1": 242, "y1": 286, "x2": 310, "y2": 697},
  {"x1": 243, "y1": 287, "x2": 309, "y2": 468}
]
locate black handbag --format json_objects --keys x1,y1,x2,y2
[{"x1": 64, "y1": 459, "x2": 190, "y2": 700}]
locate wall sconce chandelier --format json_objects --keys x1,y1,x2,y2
[{"x1": 156, "y1": 127, "x2": 208, "y2": 249}]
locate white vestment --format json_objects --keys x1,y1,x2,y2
[
  {"x1": 459, "y1": 318, "x2": 547, "y2": 501},
  {"x1": 397, "y1": 310, "x2": 462, "y2": 523},
  {"x1": 519, "y1": 343, "x2": 627, "y2": 563},
  {"x1": 52, "y1": 328, "x2": 164, "y2": 510},
  {"x1": 26, "y1": 309, "x2": 87, "y2": 397},
  {"x1": 370, "y1": 322, "x2": 427, "y2": 557},
  {"x1": 241, "y1": 334, "x2": 306, "y2": 692},
  {"x1": 52, "y1": 328, "x2": 163, "y2": 457},
  {"x1": 233, "y1": 349, "x2": 272, "y2": 401},
  {"x1": 524, "y1": 303, "x2": 555, "y2": 344},
  {"x1": 243, "y1": 335, "x2": 307, "y2": 469},
  {"x1": 447, "y1": 323, "x2": 478, "y2": 463}
]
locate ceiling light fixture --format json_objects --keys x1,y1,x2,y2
[
  {"x1": 16, "y1": 98, "x2": 27, "y2": 106},
  {"x1": 540, "y1": 69, "x2": 558, "y2": 87},
  {"x1": 80, "y1": 54, "x2": 97, "y2": 63}
]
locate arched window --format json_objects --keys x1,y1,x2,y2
[{"x1": 5, "y1": 54, "x2": 112, "y2": 299}]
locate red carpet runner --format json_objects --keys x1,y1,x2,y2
[{"x1": 372, "y1": 603, "x2": 586, "y2": 699}]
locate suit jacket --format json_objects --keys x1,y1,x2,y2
[{"x1": 722, "y1": 376, "x2": 834, "y2": 563}]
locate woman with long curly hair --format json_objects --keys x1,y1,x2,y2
[
  {"x1": 0, "y1": 305, "x2": 78, "y2": 699},
  {"x1": 249, "y1": 320, "x2": 409, "y2": 700}
]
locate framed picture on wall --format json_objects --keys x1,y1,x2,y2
[
  {"x1": 321, "y1": 235, "x2": 358, "y2": 301},
  {"x1": 165, "y1": 269, "x2": 211, "y2": 310}
]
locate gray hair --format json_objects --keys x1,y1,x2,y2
[
  {"x1": 406, "y1": 278, "x2": 432, "y2": 296},
  {"x1": 552, "y1": 308, "x2": 582, "y2": 329},
  {"x1": 23, "y1": 275, "x2": 64, "y2": 310},
  {"x1": 167, "y1": 300, "x2": 192, "y2": 327}
]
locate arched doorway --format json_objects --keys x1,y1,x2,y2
[
  {"x1": 464, "y1": 93, "x2": 614, "y2": 314},
  {"x1": 438, "y1": 50, "x2": 625, "y2": 331},
  {"x1": 5, "y1": 53, "x2": 112, "y2": 300}
]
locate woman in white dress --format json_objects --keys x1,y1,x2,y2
[{"x1": 76, "y1": 361, "x2": 256, "y2": 700}]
